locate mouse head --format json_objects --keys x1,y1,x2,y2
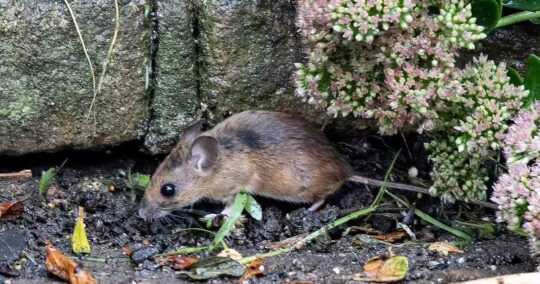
[{"x1": 138, "y1": 120, "x2": 219, "y2": 222}]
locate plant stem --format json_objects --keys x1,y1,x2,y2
[
  {"x1": 156, "y1": 246, "x2": 209, "y2": 257},
  {"x1": 87, "y1": 0, "x2": 120, "y2": 120},
  {"x1": 241, "y1": 206, "x2": 376, "y2": 264},
  {"x1": 370, "y1": 150, "x2": 401, "y2": 208},
  {"x1": 62, "y1": 0, "x2": 96, "y2": 105},
  {"x1": 386, "y1": 191, "x2": 471, "y2": 244},
  {"x1": 496, "y1": 11, "x2": 540, "y2": 28}
]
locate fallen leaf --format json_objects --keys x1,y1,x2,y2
[
  {"x1": 428, "y1": 242, "x2": 463, "y2": 255},
  {"x1": 239, "y1": 258, "x2": 264, "y2": 282},
  {"x1": 217, "y1": 248, "x2": 243, "y2": 261},
  {"x1": 45, "y1": 242, "x2": 96, "y2": 284},
  {"x1": 71, "y1": 207, "x2": 91, "y2": 254},
  {"x1": 353, "y1": 254, "x2": 409, "y2": 282},
  {"x1": 265, "y1": 234, "x2": 307, "y2": 250},
  {"x1": 121, "y1": 247, "x2": 133, "y2": 256},
  {"x1": 176, "y1": 256, "x2": 245, "y2": 280},
  {"x1": 370, "y1": 231, "x2": 408, "y2": 243},
  {"x1": 0, "y1": 200, "x2": 24, "y2": 221},
  {"x1": 171, "y1": 256, "x2": 198, "y2": 270}
]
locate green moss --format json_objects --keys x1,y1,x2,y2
[{"x1": 0, "y1": 91, "x2": 41, "y2": 126}]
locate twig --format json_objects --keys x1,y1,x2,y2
[
  {"x1": 0, "y1": 170, "x2": 32, "y2": 178},
  {"x1": 62, "y1": 0, "x2": 96, "y2": 109},
  {"x1": 87, "y1": 0, "x2": 120, "y2": 119}
]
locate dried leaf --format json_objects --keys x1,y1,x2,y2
[
  {"x1": 121, "y1": 247, "x2": 133, "y2": 256},
  {"x1": 45, "y1": 242, "x2": 96, "y2": 284},
  {"x1": 370, "y1": 231, "x2": 408, "y2": 243},
  {"x1": 171, "y1": 256, "x2": 198, "y2": 270},
  {"x1": 217, "y1": 248, "x2": 243, "y2": 261},
  {"x1": 353, "y1": 254, "x2": 409, "y2": 282},
  {"x1": 265, "y1": 234, "x2": 307, "y2": 250},
  {"x1": 176, "y1": 256, "x2": 245, "y2": 280},
  {"x1": 72, "y1": 207, "x2": 91, "y2": 254},
  {"x1": 239, "y1": 258, "x2": 264, "y2": 282},
  {"x1": 428, "y1": 242, "x2": 463, "y2": 255},
  {"x1": 0, "y1": 200, "x2": 24, "y2": 220}
]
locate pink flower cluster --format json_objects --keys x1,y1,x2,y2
[
  {"x1": 452, "y1": 56, "x2": 526, "y2": 156},
  {"x1": 492, "y1": 103, "x2": 540, "y2": 255},
  {"x1": 295, "y1": 0, "x2": 529, "y2": 202},
  {"x1": 329, "y1": 0, "x2": 414, "y2": 43},
  {"x1": 295, "y1": 0, "x2": 485, "y2": 135}
]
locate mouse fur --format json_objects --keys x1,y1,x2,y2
[{"x1": 139, "y1": 110, "x2": 352, "y2": 221}]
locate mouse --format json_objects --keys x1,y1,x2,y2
[{"x1": 138, "y1": 110, "x2": 431, "y2": 222}]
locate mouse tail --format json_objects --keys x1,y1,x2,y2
[
  {"x1": 348, "y1": 174, "x2": 498, "y2": 209},
  {"x1": 348, "y1": 174, "x2": 431, "y2": 195}
]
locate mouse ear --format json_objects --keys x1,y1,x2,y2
[
  {"x1": 179, "y1": 119, "x2": 207, "y2": 148},
  {"x1": 189, "y1": 136, "x2": 219, "y2": 172}
]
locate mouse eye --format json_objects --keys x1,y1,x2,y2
[{"x1": 160, "y1": 183, "x2": 176, "y2": 197}]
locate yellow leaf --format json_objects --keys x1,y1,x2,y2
[
  {"x1": 428, "y1": 241, "x2": 463, "y2": 256},
  {"x1": 217, "y1": 248, "x2": 242, "y2": 261},
  {"x1": 354, "y1": 254, "x2": 409, "y2": 282},
  {"x1": 72, "y1": 207, "x2": 91, "y2": 254}
]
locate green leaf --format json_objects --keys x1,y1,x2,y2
[
  {"x1": 209, "y1": 192, "x2": 248, "y2": 251},
  {"x1": 135, "y1": 174, "x2": 150, "y2": 188},
  {"x1": 531, "y1": 18, "x2": 540, "y2": 24},
  {"x1": 177, "y1": 257, "x2": 245, "y2": 280},
  {"x1": 472, "y1": 0, "x2": 502, "y2": 30},
  {"x1": 244, "y1": 195, "x2": 262, "y2": 221},
  {"x1": 507, "y1": 66, "x2": 523, "y2": 86},
  {"x1": 39, "y1": 168, "x2": 55, "y2": 196},
  {"x1": 524, "y1": 54, "x2": 540, "y2": 105},
  {"x1": 503, "y1": 0, "x2": 540, "y2": 11},
  {"x1": 125, "y1": 172, "x2": 150, "y2": 192}
]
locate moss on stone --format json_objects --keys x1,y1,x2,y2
[{"x1": 0, "y1": 0, "x2": 150, "y2": 155}]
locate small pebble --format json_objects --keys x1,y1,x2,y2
[
  {"x1": 457, "y1": 257, "x2": 465, "y2": 264},
  {"x1": 333, "y1": 267, "x2": 340, "y2": 275},
  {"x1": 131, "y1": 246, "x2": 158, "y2": 264},
  {"x1": 408, "y1": 167, "x2": 418, "y2": 178}
]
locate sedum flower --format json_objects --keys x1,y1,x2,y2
[{"x1": 492, "y1": 103, "x2": 540, "y2": 257}]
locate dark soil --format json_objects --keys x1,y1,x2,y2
[{"x1": 0, "y1": 132, "x2": 536, "y2": 283}]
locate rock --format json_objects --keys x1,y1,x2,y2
[
  {"x1": 0, "y1": 229, "x2": 26, "y2": 262},
  {"x1": 0, "y1": 0, "x2": 149, "y2": 155},
  {"x1": 198, "y1": 0, "x2": 320, "y2": 122},
  {"x1": 144, "y1": 0, "x2": 201, "y2": 154},
  {"x1": 131, "y1": 246, "x2": 158, "y2": 264}
]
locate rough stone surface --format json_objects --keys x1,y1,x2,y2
[
  {"x1": 144, "y1": 0, "x2": 201, "y2": 154},
  {"x1": 0, "y1": 228, "x2": 25, "y2": 262},
  {"x1": 198, "y1": 0, "x2": 319, "y2": 122},
  {"x1": 0, "y1": 0, "x2": 150, "y2": 155}
]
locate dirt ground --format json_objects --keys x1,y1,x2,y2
[{"x1": 0, "y1": 130, "x2": 536, "y2": 283}]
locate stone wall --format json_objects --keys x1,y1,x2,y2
[
  {"x1": 0, "y1": 0, "x2": 538, "y2": 155},
  {"x1": 0, "y1": 0, "x2": 150, "y2": 155}
]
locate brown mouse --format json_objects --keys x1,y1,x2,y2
[{"x1": 138, "y1": 110, "x2": 430, "y2": 221}]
